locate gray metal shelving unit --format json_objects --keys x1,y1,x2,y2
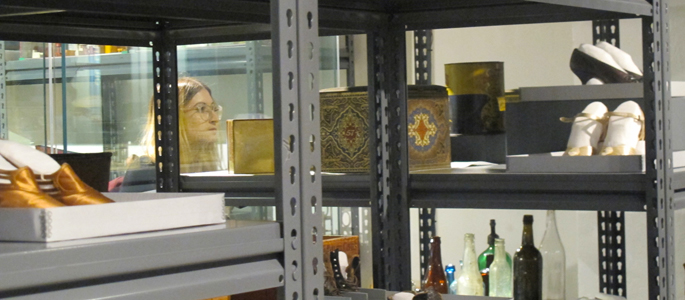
[{"x1": 0, "y1": 0, "x2": 679, "y2": 299}]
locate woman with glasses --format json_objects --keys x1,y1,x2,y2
[{"x1": 109, "y1": 77, "x2": 223, "y2": 192}]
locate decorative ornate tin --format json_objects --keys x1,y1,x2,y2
[{"x1": 320, "y1": 85, "x2": 451, "y2": 173}]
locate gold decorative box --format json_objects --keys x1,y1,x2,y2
[
  {"x1": 320, "y1": 85, "x2": 451, "y2": 172},
  {"x1": 226, "y1": 119, "x2": 274, "y2": 174}
]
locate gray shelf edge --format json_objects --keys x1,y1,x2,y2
[
  {"x1": 519, "y1": 83, "x2": 643, "y2": 102},
  {"x1": 4, "y1": 259, "x2": 284, "y2": 300},
  {"x1": 182, "y1": 172, "x2": 646, "y2": 211},
  {"x1": 674, "y1": 168, "x2": 685, "y2": 192},
  {"x1": 410, "y1": 190, "x2": 646, "y2": 211},
  {"x1": 675, "y1": 192, "x2": 685, "y2": 211},
  {"x1": 530, "y1": 0, "x2": 652, "y2": 16},
  {"x1": 0, "y1": 220, "x2": 282, "y2": 292}
]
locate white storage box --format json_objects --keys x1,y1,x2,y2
[
  {"x1": 0, "y1": 193, "x2": 225, "y2": 242},
  {"x1": 507, "y1": 152, "x2": 643, "y2": 173}
]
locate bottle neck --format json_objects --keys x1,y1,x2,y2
[
  {"x1": 521, "y1": 223, "x2": 535, "y2": 246},
  {"x1": 545, "y1": 210, "x2": 558, "y2": 233},
  {"x1": 494, "y1": 240, "x2": 506, "y2": 259},
  {"x1": 463, "y1": 235, "x2": 479, "y2": 272},
  {"x1": 488, "y1": 219, "x2": 498, "y2": 246},
  {"x1": 430, "y1": 237, "x2": 443, "y2": 267}
]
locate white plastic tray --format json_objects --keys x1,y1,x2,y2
[{"x1": 0, "y1": 193, "x2": 225, "y2": 242}]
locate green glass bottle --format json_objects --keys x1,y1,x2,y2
[{"x1": 478, "y1": 219, "x2": 512, "y2": 295}]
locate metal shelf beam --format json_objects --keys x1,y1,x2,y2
[
  {"x1": 0, "y1": 221, "x2": 282, "y2": 296},
  {"x1": 181, "y1": 172, "x2": 647, "y2": 211},
  {"x1": 5, "y1": 259, "x2": 284, "y2": 300}
]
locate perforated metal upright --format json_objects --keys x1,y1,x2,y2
[
  {"x1": 152, "y1": 24, "x2": 181, "y2": 193},
  {"x1": 368, "y1": 20, "x2": 411, "y2": 291},
  {"x1": 247, "y1": 40, "x2": 265, "y2": 115},
  {"x1": 0, "y1": 41, "x2": 6, "y2": 140},
  {"x1": 272, "y1": 0, "x2": 324, "y2": 298},
  {"x1": 643, "y1": 0, "x2": 676, "y2": 298},
  {"x1": 592, "y1": 19, "x2": 628, "y2": 297},
  {"x1": 413, "y1": 29, "x2": 437, "y2": 282}
]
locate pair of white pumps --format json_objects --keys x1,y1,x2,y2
[{"x1": 562, "y1": 100, "x2": 644, "y2": 156}]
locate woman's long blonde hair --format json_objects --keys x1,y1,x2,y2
[{"x1": 142, "y1": 77, "x2": 221, "y2": 173}]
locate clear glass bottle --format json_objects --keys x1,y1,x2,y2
[
  {"x1": 456, "y1": 233, "x2": 484, "y2": 296},
  {"x1": 513, "y1": 215, "x2": 542, "y2": 300},
  {"x1": 422, "y1": 236, "x2": 448, "y2": 294},
  {"x1": 539, "y1": 210, "x2": 565, "y2": 300},
  {"x1": 489, "y1": 238, "x2": 513, "y2": 297},
  {"x1": 478, "y1": 219, "x2": 512, "y2": 295}
]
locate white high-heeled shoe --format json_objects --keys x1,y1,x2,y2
[
  {"x1": 600, "y1": 100, "x2": 644, "y2": 156},
  {"x1": 570, "y1": 44, "x2": 633, "y2": 84},
  {"x1": 0, "y1": 140, "x2": 61, "y2": 174},
  {"x1": 561, "y1": 102, "x2": 608, "y2": 156},
  {"x1": 0, "y1": 155, "x2": 16, "y2": 185},
  {"x1": 595, "y1": 41, "x2": 643, "y2": 80},
  {"x1": 586, "y1": 78, "x2": 604, "y2": 85}
]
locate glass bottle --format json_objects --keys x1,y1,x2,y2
[
  {"x1": 540, "y1": 210, "x2": 565, "y2": 300},
  {"x1": 449, "y1": 261, "x2": 461, "y2": 295},
  {"x1": 422, "y1": 236, "x2": 448, "y2": 294},
  {"x1": 456, "y1": 233, "x2": 484, "y2": 296},
  {"x1": 513, "y1": 215, "x2": 542, "y2": 300},
  {"x1": 478, "y1": 219, "x2": 512, "y2": 295},
  {"x1": 445, "y1": 264, "x2": 456, "y2": 294},
  {"x1": 489, "y1": 238, "x2": 513, "y2": 297}
]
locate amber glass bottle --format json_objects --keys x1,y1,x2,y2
[
  {"x1": 513, "y1": 215, "x2": 542, "y2": 300},
  {"x1": 422, "y1": 236, "x2": 448, "y2": 294}
]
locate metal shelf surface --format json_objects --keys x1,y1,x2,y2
[{"x1": 0, "y1": 220, "x2": 283, "y2": 297}]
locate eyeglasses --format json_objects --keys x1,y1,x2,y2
[{"x1": 185, "y1": 102, "x2": 223, "y2": 121}]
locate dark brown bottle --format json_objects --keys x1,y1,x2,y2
[
  {"x1": 513, "y1": 215, "x2": 542, "y2": 300},
  {"x1": 422, "y1": 236, "x2": 448, "y2": 294}
]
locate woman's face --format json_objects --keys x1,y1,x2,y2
[{"x1": 183, "y1": 89, "x2": 221, "y2": 144}]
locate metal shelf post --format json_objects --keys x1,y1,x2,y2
[
  {"x1": 644, "y1": 0, "x2": 676, "y2": 297},
  {"x1": 368, "y1": 21, "x2": 411, "y2": 291},
  {"x1": 272, "y1": 0, "x2": 324, "y2": 297},
  {"x1": 0, "y1": 41, "x2": 6, "y2": 140},
  {"x1": 413, "y1": 29, "x2": 437, "y2": 283},
  {"x1": 152, "y1": 25, "x2": 181, "y2": 192},
  {"x1": 592, "y1": 18, "x2": 627, "y2": 297},
  {"x1": 247, "y1": 40, "x2": 265, "y2": 115}
]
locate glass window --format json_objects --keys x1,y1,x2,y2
[{"x1": 1, "y1": 37, "x2": 343, "y2": 198}]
